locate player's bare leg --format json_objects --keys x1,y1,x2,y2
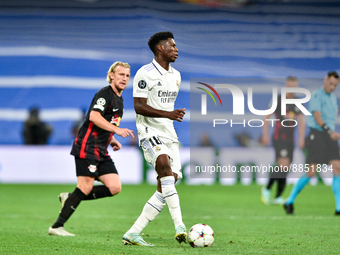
[
  {"x1": 97, "y1": 173, "x2": 121, "y2": 197},
  {"x1": 59, "y1": 174, "x2": 119, "y2": 209}
]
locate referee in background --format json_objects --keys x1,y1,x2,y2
[{"x1": 284, "y1": 71, "x2": 340, "y2": 214}]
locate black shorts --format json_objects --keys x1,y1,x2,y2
[
  {"x1": 305, "y1": 128, "x2": 340, "y2": 164},
  {"x1": 273, "y1": 139, "x2": 294, "y2": 163},
  {"x1": 74, "y1": 157, "x2": 118, "y2": 180}
]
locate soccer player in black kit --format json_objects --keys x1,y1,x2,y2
[
  {"x1": 261, "y1": 76, "x2": 305, "y2": 205},
  {"x1": 48, "y1": 61, "x2": 134, "y2": 236}
]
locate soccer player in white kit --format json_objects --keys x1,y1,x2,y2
[{"x1": 122, "y1": 31, "x2": 187, "y2": 246}]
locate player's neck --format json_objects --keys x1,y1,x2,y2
[
  {"x1": 323, "y1": 86, "x2": 331, "y2": 95},
  {"x1": 154, "y1": 56, "x2": 170, "y2": 71},
  {"x1": 111, "y1": 84, "x2": 122, "y2": 97}
]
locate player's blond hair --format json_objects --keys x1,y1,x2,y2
[{"x1": 106, "y1": 61, "x2": 130, "y2": 83}]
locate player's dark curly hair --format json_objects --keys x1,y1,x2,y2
[
  {"x1": 148, "y1": 31, "x2": 174, "y2": 54},
  {"x1": 327, "y1": 71, "x2": 339, "y2": 79}
]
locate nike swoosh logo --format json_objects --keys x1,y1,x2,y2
[{"x1": 112, "y1": 108, "x2": 119, "y2": 112}]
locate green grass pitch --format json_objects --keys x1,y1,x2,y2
[{"x1": 0, "y1": 182, "x2": 339, "y2": 254}]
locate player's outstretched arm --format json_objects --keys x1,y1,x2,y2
[
  {"x1": 134, "y1": 97, "x2": 185, "y2": 122},
  {"x1": 89, "y1": 110, "x2": 134, "y2": 138}
]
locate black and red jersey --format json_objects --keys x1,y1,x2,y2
[
  {"x1": 273, "y1": 96, "x2": 301, "y2": 142},
  {"x1": 71, "y1": 85, "x2": 123, "y2": 161}
]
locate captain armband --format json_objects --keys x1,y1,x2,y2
[{"x1": 322, "y1": 124, "x2": 332, "y2": 135}]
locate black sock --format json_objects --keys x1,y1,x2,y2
[
  {"x1": 83, "y1": 185, "x2": 113, "y2": 200},
  {"x1": 52, "y1": 187, "x2": 86, "y2": 228},
  {"x1": 266, "y1": 178, "x2": 276, "y2": 190},
  {"x1": 276, "y1": 178, "x2": 286, "y2": 198}
]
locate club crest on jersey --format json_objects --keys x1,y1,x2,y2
[
  {"x1": 155, "y1": 146, "x2": 161, "y2": 152},
  {"x1": 110, "y1": 116, "x2": 121, "y2": 126},
  {"x1": 138, "y1": 80, "x2": 147, "y2": 89},
  {"x1": 176, "y1": 80, "x2": 180, "y2": 88},
  {"x1": 88, "y1": 164, "x2": 97, "y2": 173},
  {"x1": 280, "y1": 149, "x2": 288, "y2": 157}
]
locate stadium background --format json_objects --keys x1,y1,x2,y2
[{"x1": 0, "y1": 0, "x2": 339, "y2": 184}]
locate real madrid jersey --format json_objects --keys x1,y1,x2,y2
[
  {"x1": 71, "y1": 85, "x2": 123, "y2": 161},
  {"x1": 133, "y1": 59, "x2": 181, "y2": 141}
]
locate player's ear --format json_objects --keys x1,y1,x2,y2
[
  {"x1": 324, "y1": 76, "x2": 327, "y2": 83},
  {"x1": 156, "y1": 44, "x2": 163, "y2": 53},
  {"x1": 110, "y1": 72, "x2": 115, "y2": 80}
]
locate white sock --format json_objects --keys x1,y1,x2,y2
[
  {"x1": 160, "y1": 176, "x2": 184, "y2": 229},
  {"x1": 127, "y1": 191, "x2": 165, "y2": 234}
]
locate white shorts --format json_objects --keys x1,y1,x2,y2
[{"x1": 140, "y1": 135, "x2": 182, "y2": 180}]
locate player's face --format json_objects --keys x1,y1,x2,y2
[
  {"x1": 111, "y1": 66, "x2": 130, "y2": 92},
  {"x1": 324, "y1": 76, "x2": 339, "y2": 94},
  {"x1": 161, "y1": 38, "x2": 178, "y2": 63},
  {"x1": 285, "y1": 79, "x2": 298, "y2": 98}
]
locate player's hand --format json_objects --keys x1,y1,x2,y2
[
  {"x1": 110, "y1": 138, "x2": 122, "y2": 151},
  {"x1": 166, "y1": 108, "x2": 186, "y2": 122},
  {"x1": 330, "y1": 131, "x2": 340, "y2": 141},
  {"x1": 115, "y1": 127, "x2": 134, "y2": 138},
  {"x1": 261, "y1": 134, "x2": 270, "y2": 146}
]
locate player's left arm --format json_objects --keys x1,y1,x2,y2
[
  {"x1": 297, "y1": 113, "x2": 305, "y2": 149},
  {"x1": 110, "y1": 136, "x2": 122, "y2": 151},
  {"x1": 261, "y1": 113, "x2": 273, "y2": 146}
]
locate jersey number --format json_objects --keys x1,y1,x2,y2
[{"x1": 148, "y1": 136, "x2": 162, "y2": 147}]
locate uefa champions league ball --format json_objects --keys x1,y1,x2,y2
[{"x1": 188, "y1": 223, "x2": 214, "y2": 247}]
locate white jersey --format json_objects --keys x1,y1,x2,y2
[{"x1": 133, "y1": 59, "x2": 181, "y2": 141}]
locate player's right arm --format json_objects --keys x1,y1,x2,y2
[
  {"x1": 89, "y1": 111, "x2": 134, "y2": 138},
  {"x1": 133, "y1": 66, "x2": 185, "y2": 122},
  {"x1": 261, "y1": 113, "x2": 273, "y2": 146},
  {"x1": 134, "y1": 97, "x2": 185, "y2": 122}
]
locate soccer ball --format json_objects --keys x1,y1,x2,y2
[{"x1": 188, "y1": 223, "x2": 214, "y2": 247}]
